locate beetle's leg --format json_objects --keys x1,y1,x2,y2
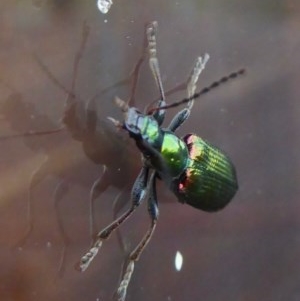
[
  {"x1": 53, "y1": 179, "x2": 70, "y2": 276},
  {"x1": 89, "y1": 166, "x2": 110, "y2": 241},
  {"x1": 76, "y1": 166, "x2": 149, "y2": 272},
  {"x1": 90, "y1": 168, "x2": 130, "y2": 253},
  {"x1": 167, "y1": 108, "x2": 191, "y2": 133},
  {"x1": 186, "y1": 53, "x2": 210, "y2": 110},
  {"x1": 13, "y1": 157, "x2": 50, "y2": 248},
  {"x1": 146, "y1": 21, "x2": 166, "y2": 125},
  {"x1": 167, "y1": 54, "x2": 209, "y2": 133},
  {"x1": 116, "y1": 172, "x2": 158, "y2": 301},
  {"x1": 125, "y1": 22, "x2": 152, "y2": 107}
]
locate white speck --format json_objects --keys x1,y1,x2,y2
[
  {"x1": 104, "y1": 19, "x2": 108, "y2": 23},
  {"x1": 175, "y1": 251, "x2": 183, "y2": 271},
  {"x1": 46, "y1": 241, "x2": 52, "y2": 248},
  {"x1": 97, "y1": 0, "x2": 113, "y2": 14}
]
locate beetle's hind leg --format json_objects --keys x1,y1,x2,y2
[{"x1": 115, "y1": 172, "x2": 158, "y2": 301}]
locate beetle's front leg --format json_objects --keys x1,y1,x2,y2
[
  {"x1": 146, "y1": 21, "x2": 166, "y2": 125},
  {"x1": 167, "y1": 54, "x2": 210, "y2": 133}
]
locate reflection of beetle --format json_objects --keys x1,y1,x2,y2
[
  {"x1": 77, "y1": 21, "x2": 244, "y2": 301},
  {"x1": 0, "y1": 22, "x2": 142, "y2": 274}
]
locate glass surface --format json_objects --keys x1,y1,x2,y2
[{"x1": 0, "y1": 1, "x2": 299, "y2": 300}]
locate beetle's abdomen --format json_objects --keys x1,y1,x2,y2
[{"x1": 174, "y1": 134, "x2": 238, "y2": 212}]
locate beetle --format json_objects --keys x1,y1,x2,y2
[{"x1": 75, "y1": 21, "x2": 244, "y2": 301}]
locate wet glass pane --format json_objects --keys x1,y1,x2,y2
[{"x1": 0, "y1": 0, "x2": 299, "y2": 300}]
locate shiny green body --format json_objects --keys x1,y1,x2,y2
[
  {"x1": 172, "y1": 134, "x2": 238, "y2": 211},
  {"x1": 136, "y1": 114, "x2": 238, "y2": 212}
]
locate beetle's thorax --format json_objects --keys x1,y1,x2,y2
[
  {"x1": 124, "y1": 108, "x2": 189, "y2": 182},
  {"x1": 124, "y1": 108, "x2": 161, "y2": 144}
]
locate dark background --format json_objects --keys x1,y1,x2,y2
[{"x1": 0, "y1": 0, "x2": 299, "y2": 300}]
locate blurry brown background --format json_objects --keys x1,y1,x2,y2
[{"x1": 0, "y1": 0, "x2": 300, "y2": 300}]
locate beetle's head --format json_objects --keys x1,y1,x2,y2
[{"x1": 108, "y1": 97, "x2": 160, "y2": 139}]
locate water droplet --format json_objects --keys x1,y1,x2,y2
[
  {"x1": 97, "y1": 0, "x2": 113, "y2": 14},
  {"x1": 175, "y1": 251, "x2": 183, "y2": 271}
]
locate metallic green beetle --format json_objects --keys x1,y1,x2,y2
[{"x1": 76, "y1": 21, "x2": 243, "y2": 301}]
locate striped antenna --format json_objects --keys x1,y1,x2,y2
[{"x1": 148, "y1": 68, "x2": 245, "y2": 114}]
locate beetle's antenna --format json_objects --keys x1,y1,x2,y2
[{"x1": 148, "y1": 68, "x2": 245, "y2": 114}]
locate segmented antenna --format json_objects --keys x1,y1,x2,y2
[{"x1": 148, "y1": 68, "x2": 245, "y2": 114}]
